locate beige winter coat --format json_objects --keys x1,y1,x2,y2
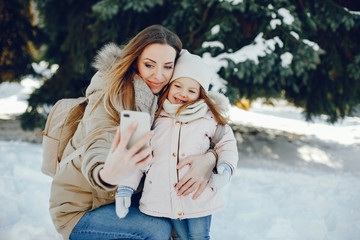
[
  {"x1": 49, "y1": 44, "x2": 158, "y2": 240},
  {"x1": 118, "y1": 97, "x2": 239, "y2": 219}
]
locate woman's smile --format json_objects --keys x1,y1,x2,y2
[{"x1": 147, "y1": 80, "x2": 165, "y2": 87}]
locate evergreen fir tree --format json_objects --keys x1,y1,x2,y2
[
  {"x1": 0, "y1": 0, "x2": 39, "y2": 83},
  {"x1": 19, "y1": 0, "x2": 360, "y2": 129}
]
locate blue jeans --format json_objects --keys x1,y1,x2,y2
[
  {"x1": 171, "y1": 215, "x2": 211, "y2": 240},
  {"x1": 69, "y1": 204, "x2": 172, "y2": 240}
]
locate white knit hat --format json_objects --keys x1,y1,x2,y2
[{"x1": 170, "y1": 50, "x2": 215, "y2": 92}]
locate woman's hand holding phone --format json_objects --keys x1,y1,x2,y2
[{"x1": 99, "y1": 111, "x2": 152, "y2": 185}]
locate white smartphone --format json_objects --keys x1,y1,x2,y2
[{"x1": 120, "y1": 110, "x2": 151, "y2": 149}]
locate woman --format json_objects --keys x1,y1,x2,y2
[{"x1": 49, "y1": 25, "x2": 218, "y2": 240}]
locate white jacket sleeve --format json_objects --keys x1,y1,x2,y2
[{"x1": 213, "y1": 124, "x2": 239, "y2": 174}]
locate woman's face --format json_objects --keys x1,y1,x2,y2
[
  {"x1": 168, "y1": 77, "x2": 200, "y2": 104},
  {"x1": 137, "y1": 43, "x2": 177, "y2": 94}
]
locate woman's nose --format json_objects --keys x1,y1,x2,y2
[{"x1": 154, "y1": 67, "x2": 163, "y2": 81}]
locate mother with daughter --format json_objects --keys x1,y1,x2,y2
[{"x1": 49, "y1": 25, "x2": 238, "y2": 240}]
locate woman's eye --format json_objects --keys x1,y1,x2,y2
[
  {"x1": 165, "y1": 65, "x2": 174, "y2": 69},
  {"x1": 145, "y1": 64, "x2": 153, "y2": 68},
  {"x1": 174, "y1": 84, "x2": 181, "y2": 88}
]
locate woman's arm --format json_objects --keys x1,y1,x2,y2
[
  {"x1": 174, "y1": 151, "x2": 216, "y2": 199},
  {"x1": 82, "y1": 115, "x2": 151, "y2": 190},
  {"x1": 99, "y1": 124, "x2": 152, "y2": 185},
  {"x1": 80, "y1": 79, "x2": 152, "y2": 190},
  {"x1": 175, "y1": 124, "x2": 238, "y2": 199}
]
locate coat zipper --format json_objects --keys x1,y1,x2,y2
[
  {"x1": 176, "y1": 122, "x2": 185, "y2": 218},
  {"x1": 176, "y1": 123, "x2": 181, "y2": 183}
]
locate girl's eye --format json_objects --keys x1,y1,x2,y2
[
  {"x1": 174, "y1": 84, "x2": 181, "y2": 88},
  {"x1": 189, "y1": 90, "x2": 196, "y2": 94},
  {"x1": 165, "y1": 65, "x2": 174, "y2": 69}
]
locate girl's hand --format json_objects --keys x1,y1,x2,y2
[
  {"x1": 99, "y1": 123, "x2": 152, "y2": 185},
  {"x1": 175, "y1": 152, "x2": 216, "y2": 199}
]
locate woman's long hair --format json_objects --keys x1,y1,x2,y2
[
  {"x1": 93, "y1": 25, "x2": 182, "y2": 124},
  {"x1": 157, "y1": 82, "x2": 229, "y2": 125}
]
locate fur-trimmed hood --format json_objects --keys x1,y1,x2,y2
[
  {"x1": 92, "y1": 43, "x2": 123, "y2": 73},
  {"x1": 208, "y1": 91, "x2": 230, "y2": 116},
  {"x1": 85, "y1": 43, "x2": 123, "y2": 96}
]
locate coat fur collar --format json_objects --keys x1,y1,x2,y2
[{"x1": 92, "y1": 43, "x2": 123, "y2": 73}]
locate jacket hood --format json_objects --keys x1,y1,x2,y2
[
  {"x1": 85, "y1": 43, "x2": 123, "y2": 97},
  {"x1": 92, "y1": 43, "x2": 123, "y2": 73},
  {"x1": 208, "y1": 91, "x2": 230, "y2": 115}
]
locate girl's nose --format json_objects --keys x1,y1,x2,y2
[{"x1": 179, "y1": 90, "x2": 187, "y2": 98}]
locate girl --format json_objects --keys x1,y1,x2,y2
[
  {"x1": 116, "y1": 50, "x2": 239, "y2": 240},
  {"x1": 49, "y1": 25, "x2": 219, "y2": 240}
]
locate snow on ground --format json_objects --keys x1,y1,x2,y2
[
  {"x1": 214, "y1": 168, "x2": 360, "y2": 240},
  {"x1": 0, "y1": 141, "x2": 59, "y2": 240},
  {"x1": 0, "y1": 80, "x2": 359, "y2": 239}
]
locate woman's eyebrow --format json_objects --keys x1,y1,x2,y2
[
  {"x1": 144, "y1": 58, "x2": 174, "y2": 65},
  {"x1": 144, "y1": 58, "x2": 156, "y2": 63}
]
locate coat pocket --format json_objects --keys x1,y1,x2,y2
[{"x1": 91, "y1": 189, "x2": 116, "y2": 210}]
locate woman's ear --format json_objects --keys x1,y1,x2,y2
[{"x1": 132, "y1": 62, "x2": 139, "y2": 75}]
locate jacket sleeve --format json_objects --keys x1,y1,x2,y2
[
  {"x1": 116, "y1": 169, "x2": 144, "y2": 191},
  {"x1": 80, "y1": 99, "x2": 147, "y2": 192},
  {"x1": 79, "y1": 73, "x2": 118, "y2": 192},
  {"x1": 81, "y1": 105, "x2": 118, "y2": 191},
  {"x1": 213, "y1": 124, "x2": 239, "y2": 174}
]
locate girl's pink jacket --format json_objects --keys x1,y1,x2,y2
[{"x1": 119, "y1": 109, "x2": 239, "y2": 219}]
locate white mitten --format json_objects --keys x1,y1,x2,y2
[
  {"x1": 210, "y1": 163, "x2": 232, "y2": 190},
  {"x1": 115, "y1": 186, "x2": 133, "y2": 219}
]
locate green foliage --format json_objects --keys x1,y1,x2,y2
[
  {"x1": 92, "y1": 0, "x2": 120, "y2": 20},
  {"x1": 17, "y1": 0, "x2": 360, "y2": 129},
  {"x1": 0, "y1": 0, "x2": 40, "y2": 83},
  {"x1": 210, "y1": 0, "x2": 360, "y2": 122}
]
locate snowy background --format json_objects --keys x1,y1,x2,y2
[
  {"x1": 0, "y1": 76, "x2": 359, "y2": 240},
  {"x1": 1, "y1": 2, "x2": 360, "y2": 239}
]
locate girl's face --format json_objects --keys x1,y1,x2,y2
[
  {"x1": 168, "y1": 77, "x2": 200, "y2": 104},
  {"x1": 137, "y1": 43, "x2": 177, "y2": 94}
]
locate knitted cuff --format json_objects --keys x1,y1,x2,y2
[
  {"x1": 218, "y1": 163, "x2": 233, "y2": 175},
  {"x1": 116, "y1": 186, "x2": 134, "y2": 198}
]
